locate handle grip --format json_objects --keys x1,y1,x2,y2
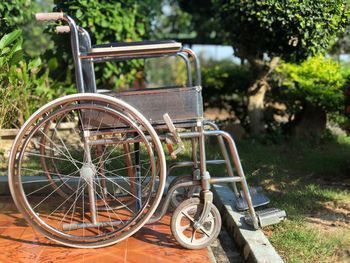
[
  {"x1": 35, "y1": 12, "x2": 64, "y2": 21},
  {"x1": 56, "y1": 26, "x2": 70, "y2": 33}
]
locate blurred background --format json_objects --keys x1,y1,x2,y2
[{"x1": 1, "y1": 1, "x2": 350, "y2": 262}]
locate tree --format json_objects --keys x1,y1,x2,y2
[
  {"x1": 155, "y1": 0, "x2": 222, "y2": 44},
  {"x1": 0, "y1": 1, "x2": 32, "y2": 37},
  {"x1": 180, "y1": 0, "x2": 350, "y2": 136}
]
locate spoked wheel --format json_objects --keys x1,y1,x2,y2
[
  {"x1": 40, "y1": 122, "x2": 139, "y2": 210},
  {"x1": 171, "y1": 197, "x2": 221, "y2": 249},
  {"x1": 168, "y1": 175, "x2": 200, "y2": 209},
  {"x1": 8, "y1": 93, "x2": 166, "y2": 248}
]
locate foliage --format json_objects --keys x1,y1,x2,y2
[
  {"x1": 0, "y1": 0, "x2": 54, "y2": 57},
  {"x1": 180, "y1": 0, "x2": 350, "y2": 135},
  {"x1": 0, "y1": 1, "x2": 32, "y2": 37},
  {"x1": 182, "y1": 0, "x2": 350, "y2": 62},
  {"x1": 201, "y1": 59, "x2": 252, "y2": 124},
  {"x1": 153, "y1": 0, "x2": 216, "y2": 44},
  {"x1": 276, "y1": 56, "x2": 350, "y2": 112},
  {"x1": 52, "y1": 0, "x2": 162, "y2": 89},
  {"x1": 145, "y1": 56, "x2": 188, "y2": 87},
  {"x1": 0, "y1": 30, "x2": 65, "y2": 129}
]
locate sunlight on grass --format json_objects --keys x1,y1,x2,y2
[
  {"x1": 231, "y1": 135, "x2": 350, "y2": 262},
  {"x1": 269, "y1": 220, "x2": 343, "y2": 263}
]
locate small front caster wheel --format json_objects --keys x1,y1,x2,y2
[{"x1": 171, "y1": 197, "x2": 221, "y2": 249}]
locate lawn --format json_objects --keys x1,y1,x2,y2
[
  {"x1": 223, "y1": 135, "x2": 350, "y2": 263},
  {"x1": 163, "y1": 131, "x2": 350, "y2": 262}
]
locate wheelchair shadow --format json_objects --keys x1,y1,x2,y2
[
  {"x1": 0, "y1": 233, "x2": 65, "y2": 248},
  {"x1": 134, "y1": 225, "x2": 183, "y2": 249}
]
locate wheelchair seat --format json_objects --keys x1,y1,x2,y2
[{"x1": 88, "y1": 40, "x2": 182, "y2": 58}]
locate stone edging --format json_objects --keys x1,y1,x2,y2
[{"x1": 213, "y1": 184, "x2": 284, "y2": 263}]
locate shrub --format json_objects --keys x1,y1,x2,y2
[
  {"x1": 201, "y1": 59, "x2": 253, "y2": 124},
  {"x1": 52, "y1": 0, "x2": 161, "y2": 89},
  {"x1": 0, "y1": 30, "x2": 67, "y2": 129},
  {"x1": 0, "y1": 1, "x2": 32, "y2": 37},
  {"x1": 276, "y1": 55, "x2": 350, "y2": 113}
]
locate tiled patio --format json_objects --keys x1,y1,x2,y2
[{"x1": 0, "y1": 197, "x2": 212, "y2": 263}]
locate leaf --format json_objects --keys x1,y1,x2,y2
[
  {"x1": 0, "y1": 30, "x2": 22, "y2": 49},
  {"x1": 28, "y1": 58, "x2": 42, "y2": 71},
  {"x1": 9, "y1": 50, "x2": 23, "y2": 65}
]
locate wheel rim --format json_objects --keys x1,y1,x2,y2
[{"x1": 8, "y1": 94, "x2": 166, "y2": 247}]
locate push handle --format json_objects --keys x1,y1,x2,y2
[
  {"x1": 56, "y1": 26, "x2": 70, "y2": 33},
  {"x1": 35, "y1": 12, "x2": 64, "y2": 21}
]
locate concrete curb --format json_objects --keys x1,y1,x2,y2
[{"x1": 213, "y1": 184, "x2": 284, "y2": 263}]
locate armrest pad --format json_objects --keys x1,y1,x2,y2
[{"x1": 89, "y1": 40, "x2": 182, "y2": 57}]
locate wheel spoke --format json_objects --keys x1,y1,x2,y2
[
  {"x1": 181, "y1": 211, "x2": 195, "y2": 223},
  {"x1": 10, "y1": 97, "x2": 164, "y2": 247}
]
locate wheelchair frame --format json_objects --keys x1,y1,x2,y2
[{"x1": 8, "y1": 12, "x2": 266, "y2": 249}]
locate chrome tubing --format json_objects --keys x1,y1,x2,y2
[
  {"x1": 62, "y1": 14, "x2": 85, "y2": 93},
  {"x1": 204, "y1": 121, "x2": 239, "y2": 197},
  {"x1": 182, "y1": 48, "x2": 202, "y2": 86}
]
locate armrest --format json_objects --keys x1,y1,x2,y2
[{"x1": 87, "y1": 40, "x2": 182, "y2": 58}]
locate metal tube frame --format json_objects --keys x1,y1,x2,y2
[
  {"x1": 60, "y1": 14, "x2": 258, "y2": 229},
  {"x1": 204, "y1": 120, "x2": 240, "y2": 198},
  {"x1": 63, "y1": 14, "x2": 84, "y2": 93},
  {"x1": 177, "y1": 52, "x2": 193, "y2": 87}
]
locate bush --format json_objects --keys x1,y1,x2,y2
[
  {"x1": 201, "y1": 59, "x2": 252, "y2": 124},
  {"x1": 52, "y1": 0, "x2": 161, "y2": 89},
  {"x1": 0, "y1": 1, "x2": 32, "y2": 37},
  {"x1": 275, "y1": 55, "x2": 350, "y2": 113},
  {"x1": 0, "y1": 30, "x2": 68, "y2": 129}
]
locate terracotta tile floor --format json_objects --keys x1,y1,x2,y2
[{"x1": 0, "y1": 197, "x2": 212, "y2": 263}]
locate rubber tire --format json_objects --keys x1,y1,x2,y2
[{"x1": 171, "y1": 197, "x2": 221, "y2": 250}]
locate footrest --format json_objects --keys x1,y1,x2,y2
[
  {"x1": 257, "y1": 208, "x2": 287, "y2": 227},
  {"x1": 235, "y1": 186, "x2": 270, "y2": 211},
  {"x1": 245, "y1": 208, "x2": 286, "y2": 228}
]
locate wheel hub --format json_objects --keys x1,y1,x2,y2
[{"x1": 80, "y1": 163, "x2": 96, "y2": 181}]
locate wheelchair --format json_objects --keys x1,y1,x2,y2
[{"x1": 8, "y1": 12, "x2": 285, "y2": 249}]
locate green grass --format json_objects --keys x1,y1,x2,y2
[
  {"x1": 269, "y1": 220, "x2": 343, "y2": 263},
  {"x1": 208, "y1": 135, "x2": 350, "y2": 263},
  {"x1": 165, "y1": 133, "x2": 350, "y2": 262}
]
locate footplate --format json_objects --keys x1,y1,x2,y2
[
  {"x1": 246, "y1": 208, "x2": 286, "y2": 228},
  {"x1": 235, "y1": 186, "x2": 270, "y2": 211}
]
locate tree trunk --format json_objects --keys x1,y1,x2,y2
[
  {"x1": 290, "y1": 103, "x2": 327, "y2": 138},
  {"x1": 247, "y1": 80, "x2": 268, "y2": 136},
  {"x1": 246, "y1": 56, "x2": 280, "y2": 137}
]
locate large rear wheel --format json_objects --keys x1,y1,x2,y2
[{"x1": 8, "y1": 93, "x2": 166, "y2": 248}]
